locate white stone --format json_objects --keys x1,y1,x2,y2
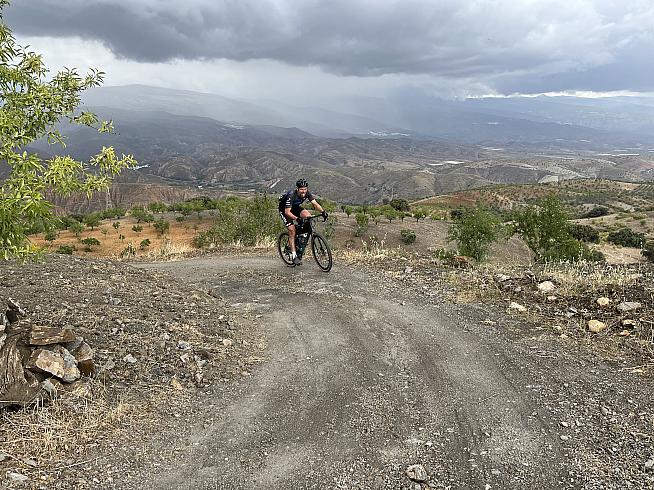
[
  {"x1": 617, "y1": 301, "x2": 642, "y2": 313},
  {"x1": 405, "y1": 464, "x2": 428, "y2": 482},
  {"x1": 588, "y1": 320, "x2": 607, "y2": 333},
  {"x1": 509, "y1": 302, "x2": 527, "y2": 312},
  {"x1": 537, "y1": 281, "x2": 555, "y2": 292},
  {"x1": 596, "y1": 297, "x2": 610, "y2": 306}
]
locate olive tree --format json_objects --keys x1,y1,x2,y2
[{"x1": 0, "y1": 1, "x2": 135, "y2": 258}]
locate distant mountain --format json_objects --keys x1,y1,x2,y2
[{"x1": 28, "y1": 103, "x2": 654, "y2": 207}]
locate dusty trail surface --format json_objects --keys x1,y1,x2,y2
[{"x1": 132, "y1": 255, "x2": 648, "y2": 489}]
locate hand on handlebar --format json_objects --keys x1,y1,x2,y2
[{"x1": 321, "y1": 211, "x2": 329, "y2": 221}]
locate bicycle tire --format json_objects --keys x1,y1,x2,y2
[
  {"x1": 311, "y1": 233, "x2": 332, "y2": 272},
  {"x1": 277, "y1": 232, "x2": 295, "y2": 266}
]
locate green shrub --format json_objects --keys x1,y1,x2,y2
[
  {"x1": 132, "y1": 224, "x2": 143, "y2": 233},
  {"x1": 80, "y1": 237, "x2": 100, "y2": 251},
  {"x1": 193, "y1": 194, "x2": 282, "y2": 247},
  {"x1": 56, "y1": 244, "x2": 75, "y2": 255},
  {"x1": 44, "y1": 230, "x2": 58, "y2": 243},
  {"x1": 583, "y1": 206, "x2": 610, "y2": 218},
  {"x1": 400, "y1": 229, "x2": 416, "y2": 244},
  {"x1": 354, "y1": 213, "x2": 369, "y2": 237},
  {"x1": 447, "y1": 205, "x2": 503, "y2": 262},
  {"x1": 569, "y1": 224, "x2": 600, "y2": 243},
  {"x1": 607, "y1": 228, "x2": 645, "y2": 248},
  {"x1": 139, "y1": 238, "x2": 151, "y2": 250}
]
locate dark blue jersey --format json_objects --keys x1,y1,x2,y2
[{"x1": 279, "y1": 189, "x2": 315, "y2": 212}]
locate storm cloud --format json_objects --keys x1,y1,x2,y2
[{"x1": 5, "y1": 0, "x2": 654, "y2": 93}]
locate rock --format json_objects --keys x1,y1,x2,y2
[
  {"x1": 645, "y1": 459, "x2": 654, "y2": 471},
  {"x1": 70, "y1": 341, "x2": 94, "y2": 363},
  {"x1": 618, "y1": 330, "x2": 631, "y2": 337},
  {"x1": 23, "y1": 458, "x2": 38, "y2": 467},
  {"x1": 596, "y1": 297, "x2": 610, "y2": 307},
  {"x1": 621, "y1": 319, "x2": 637, "y2": 327},
  {"x1": 537, "y1": 281, "x2": 555, "y2": 292},
  {"x1": 7, "y1": 472, "x2": 28, "y2": 482},
  {"x1": 404, "y1": 267, "x2": 413, "y2": 273},
  {"x1": 405, "y1": 464, "x2": 428, "y2": 482},
  {"x1": 26, "y1": 347, "x2": 80, "y2": 383},
  {"x1": 177, "y1": 340, "x2": 192, "y2": 351},
  {"x1": 616, "y1": 301, "x2": 642, "y2": 313},
  {"x1": 546, "y1": 295, "x2": 557, "y2": 302},
  {"x1": 29, "y1": 326, "x2": 76, "y2": 346},
  {"x1": 222, "y1": 339, "x2": 233, "y2": 347},
  {"x1": 560, "y1": 435, "x2": 570, "y2": 441},
  {"x1": 170, "y1": 378, "x2": 184, "y2": 390},
  {"x1": 494, "y1": 274, "x2": 511, "y2": 283},
  {"x1": 0, "y1": 452, "x2": 9, "y2": 462},
  {"x1": 123, "y1": 354, "x2": 137, "y2": 364},
  {"x1": 587, "y1": 320, "x2": 607, "y2": 333},
  {"x1": 63, "y1": 336, "x2": 84, "y2": 352},
  {"x1": 509, "y1": 302, "x2": 527, "y2": 313},
  {"x1": 7, "y1": 298, "x2": 26, "y2": 316}
]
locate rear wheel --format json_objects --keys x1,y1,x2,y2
[
  {"x1": 277, "y1": 232, "x2": 295, "y2": 266},
  {"x1": 311, "y1": 233, "x2": 332, "y2": 272}
]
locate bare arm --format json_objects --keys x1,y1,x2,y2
[{"x1": 310, "y1": 199, "x2": 324, "y2": 213}]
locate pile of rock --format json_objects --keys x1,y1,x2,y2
[{"x1": 0, "y1": 299, "x2": 96, "y2": 409}]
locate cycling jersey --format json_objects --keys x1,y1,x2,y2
[{"x1": 278, "y1": 189, "x2": 315, "y2": 213}]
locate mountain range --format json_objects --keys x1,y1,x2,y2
[{"x1": 25, "y1": 85, "x2": 654, "y2": 207}]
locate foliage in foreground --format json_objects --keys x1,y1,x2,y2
[{"x1": 0, "y1": 2, "x2": 135, "y2": 259}]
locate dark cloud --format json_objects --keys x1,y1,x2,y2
[{"x1": 4, "y1": 0, "x2": 654, "y2": 93}]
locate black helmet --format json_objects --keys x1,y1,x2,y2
[{"x1": 296, "y1": 178, "x2": 308, "y2": 188}]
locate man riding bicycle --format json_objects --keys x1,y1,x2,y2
[{"x1": 279, "y1": 179, "x2": 328, "y2": 265}]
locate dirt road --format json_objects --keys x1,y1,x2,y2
[{"x1": 135, "y1": 255, "x2": 652, "y2": 489}]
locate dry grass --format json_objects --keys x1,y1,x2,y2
[{"x1": 0, "y1": 379, "x2": 135, "y2": 474}]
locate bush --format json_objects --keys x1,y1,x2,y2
[
  {"x1": 569, "y1": 224, "x2": 600, "y2": 243},
  {"x1": 56, "y1": 244, "x2": 75, "y2": 255},
  {"x1": 132, "y1": 224, "x2": 143, "y2": 233},
  {"x1": 607, "y1": 228, "x2": 645, "y2": 248},
  {"x1": 80, "y1": 237, "x2": 100, "y2": 251},
  {"x1": 447, "y1": 206, "x2": 503, "y2": 262},
  {"x1": 400, "y1": 229, "x2": 416, "y2": 244},
  {"x1": 193, "y1": 194, "x2": 283, "y2": 247},
  {"x1": 139, "y1": 238, "x2": 151, "y2": 250},
  {"x1": 583, "y1": 206, "x2": 610, "y2": 218}
]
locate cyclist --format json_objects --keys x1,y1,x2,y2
[{"x1": 279, "y1": 178, "x2": 328, "y2": 265}]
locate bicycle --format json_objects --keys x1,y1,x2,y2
[{"x1": 277, "y1": 215, "x2": 333, "y2": 272}]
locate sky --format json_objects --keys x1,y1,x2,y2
[{"x1": 4, "y1": 0, "x2": 654, "y2": 103}]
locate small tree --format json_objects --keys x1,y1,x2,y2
[
  {"x1": 132, "y1": 224, "x2": 143, "y2": 233},
  {"x1": 607, "y1": 228, "x2": 645, "y2": 248},
  {"x1": 354, "y1": 213, "x2": 369, "y2": 237},
  {"x1": 642, "y1": 240, "x2": 654, "y2": 262},
  {"x1": 84, "y1": 213, "x2": 102, "y2": 231},
  {"x1": 70, "y1": 221, "x2": 84, "y2": 238},
  {"x1": 447, "y1": 206, "x2": 503, "y2": 262},
  {"x1": 413, "y1": 208, "x2": 427, "y2": 222},
  {"x1": 0, "y1": 3, "x2": 135, "y2": 258},
  {"x1": 112, "y1": 221, "x2": 121, "y2": 231},
  {"x1": 153, "y1": 219, "x2": 170, "y2": 235},
  {"x1": 389, "y1": 198, "x2": 410, "y2": 212},
  {"x1": 44, "y1": 229, "x2": 58, "y2": 245},
  {"x1": 80, "y1": 237, "x2": 100, "y2": 252},
  {"x1": 384, "y1": 208, "x2": 398, "y2": 223},
  {"x1": 139, "y1": 238, "x2": 151, "y2": 250}
]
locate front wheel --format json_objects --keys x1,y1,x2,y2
[
  {"x1": 311, "y1": 233, "x2": 332, "y2": 272},
  {"x1": 277, "y1": 232, "x2": 294, "y2": 266}
]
